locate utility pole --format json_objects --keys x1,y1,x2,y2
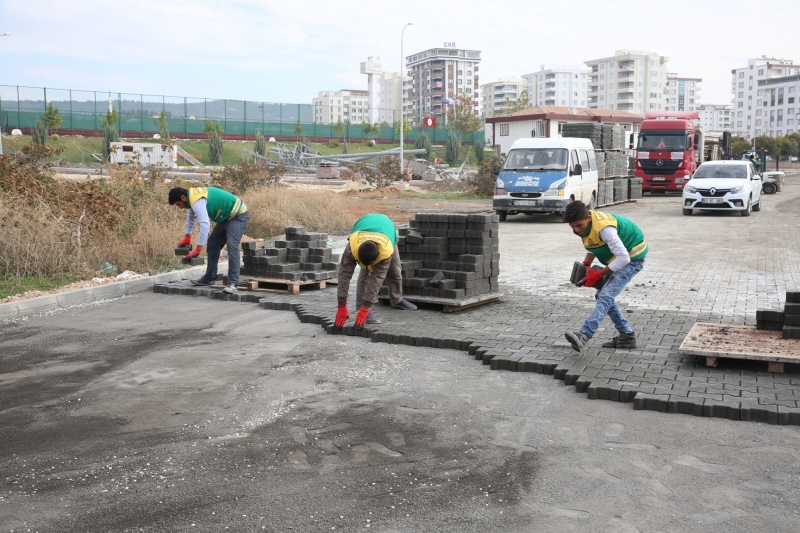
[{"x1": 399, "y1": 23, "x2": 413, "y2": 176}]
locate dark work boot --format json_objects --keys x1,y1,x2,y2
[
  {"x1": 564, "y1": 331, "x2": 589, "y2": 352},
  {"x1": 602, "y1": 332, "x2": 637, "y2": 349}
]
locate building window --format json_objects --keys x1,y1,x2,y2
[
  {"x1": 758, "y1": 69, "x2": 764, "y2": 75},
  {"x1": 739, "y1": 72, "x2": 744, "y2": 78},
  {"x1": 737, "y1": 121, "x2": 742, "y2": 127},
  {"x1": 499, "y1": 124, "x2": 509, "y2": 136}
]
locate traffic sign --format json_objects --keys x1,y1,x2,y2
[{"x1": 423, "y1": 116, "x2": 436, "y2": 128}]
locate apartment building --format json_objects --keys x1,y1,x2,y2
[
  {"x1": 312, "y1": 90, "x2": 369, "y2": 125},
  {"x1": 698, "y1": 104, "x2": 733, "y2": 132},
  {"x1": 480, "y1": 77, "x2": 525, "y2": 118},
  {"x1": 521, "y1": 65, "x2": 590, "y2": 108},
  {"x1": 666, "y1": 74, "x2": 702, "y2": 112},
  {"x1": 405, "y1": 46, "x2": 481, "y2": 125},
  {"x1": 731, "y1": 56, "x2": 800, "y2": 139},
  {"x1": 584, "y1": 50, "x2": 669, "y2": 115},
  {"x1": 360, "y1": 57, "x2": 404, "y2": 125}
]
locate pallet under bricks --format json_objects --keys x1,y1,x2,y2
[
  {"x1": 240, "y1": 226, "x2": 339, "y2": 282},
  {"x1": 381, "y1": 213, "x2": 500, "y2": 300}
]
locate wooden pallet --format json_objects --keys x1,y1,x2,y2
[
  {"x1": 216, "y1": 276, "x2": 331, "y2": 295},
  {"x1": 678, "y1": 322, "x2": 800, "y2": 373},
  {"x1": 378, "y1": 291, "x2": 504, "y2": 313}
]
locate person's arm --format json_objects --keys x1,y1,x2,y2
[
  {"x1": 358, "y1": 256, "x2": 391, "y2": 309},
  {"x1": 582, "y1": 252, "x2": 596, "y2": 266},
  {"x1": 598, "y1": 226, "x2": 629, "y2": 274},
  {"x1": 190, "y1": 198, "x2": 211, "y2": 246},
  {"x1": 336, "y1": 243, "x2": 357, "y2": 304}
]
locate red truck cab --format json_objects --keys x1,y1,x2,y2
[{"x1": 634, "y1": 111, "x2": 704, "y2": 193}]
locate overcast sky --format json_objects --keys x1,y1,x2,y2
[{"x1": 1, "y1": 0, "x2": 797, "y2": 107}]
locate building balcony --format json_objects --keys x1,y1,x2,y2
[
  {"x1": 618, "y1": 82, "x2": 634, "y2": 89},
  {"x1": 618, "y1": 102, "x2": 634, "y2": 110},
  {"x1": 545, "y1": 74, "x2": 556, "y2": 80},
  {"x1": 588, "y1": 96, "x2": 598, "y2": 103},
  {"x1": 591, "y1": 66, "x2": 598, "y2": 73},
  {"x1": 544, "y1": 99, "x2": 556, "y2": 106},
  {"x1": 544, "y1": 91, "x2": 555, "y2": 97},
  {"x1": 589, "y1": 88, "x2": 598, "y2": 94},
  {"x1": 617, "y1": 94, "x2": 634, "y2": 100},
  {"x1": 545, "y1": 82, "x2": 556, "y2": 88},
  {"x1": 618, "y1": 60, "x2": 635, "y2": 72},
  {"x1": 618, "y1": 90, "x2": 634, "y2": 97},
  {"x1": 618, "y1": 72, "x2": 635, "y2": 79}
]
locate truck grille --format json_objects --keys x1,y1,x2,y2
[{"x1": 639, "y1": 159, "x2": 681, "y2": 175}]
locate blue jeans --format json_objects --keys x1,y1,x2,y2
[
  {"x1": 580, "y1": 258, "x2": 645, "y2": 338},
  {"x1": 203, "y1": 212, "x2": 250, "y2": 286}
]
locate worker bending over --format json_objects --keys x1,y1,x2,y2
[
  {"x1": 335, "y1": 214, "x2": 417, "y2": 329},
  {"x1": 563, "y1": 200, "x2": 648, "y2": 352}
]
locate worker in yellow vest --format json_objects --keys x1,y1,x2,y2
[
  {"x1": 563, "y1": 200, "x2": 648, "y2": 352},
  {"x1": 168, "y1": 186, "x2": 249, "y2": 294},
  {"x1": 335, "y1": 214, "x2": 417, "y2": 329}
]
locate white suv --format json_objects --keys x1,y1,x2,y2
[{"x1": 682, "y1": 160, "x2": 762, "y2": 216}]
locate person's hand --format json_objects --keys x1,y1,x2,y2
[
  {"x1": 177, "y1": 234, "x2": 191, "y2": 247},
  {"x1": 185, "y1": 245, "x2": 203, "y2": 259},
  {"x1": 354, "y1": 307, "x2": 370, "y2": 329},
  {"x1": 334, "y1": 302, "x2": 349, "y2": 329},
  {"x1": 582, "y1": 258, "x2": 592, "y2": 267},
  {"x1": 579, "y1": 267, "x2": 603, "y2": 288}
]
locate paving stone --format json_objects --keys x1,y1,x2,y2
[
  {"x1": 740, "y1": 403, "x2": 778, "y2": 424},
  {"x1": 703, "y1": 400, "x2": 740, "y2": 420},
  {"x1": 668, "y1": 396, "x2": 705, "y2": 417},
  {"x1": 633, "y1": 393, "x2": 670, "y2": 412},
  {"x1": 777, "y1": 405, "x2": 800, "y2": 425}
]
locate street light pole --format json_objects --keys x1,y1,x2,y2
[{"x1": 399, "y1": 22, "x2": 412, "y2": 176}]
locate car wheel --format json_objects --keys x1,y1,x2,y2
[
  {"x1": 497, "y1": 210, "x2": 507, "y2": 222},
  {"x1": 762, "y1": 182, "x2": 777, "y2": 195},
  {"x1": 753, "y1": 195, "x2": 762, "y2": 211},
  {"x1": 741, "y1": 197, "x2": 752, "y2": 217},
  {"x1": 682, "y1": 208, "x2": 692, "y2": 216}
]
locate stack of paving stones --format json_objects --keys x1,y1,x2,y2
[
  {"x1": 240, "y1": 226, "x2": 339, "y2": 282},
  {"x1": 175, "y1": 244, "x2": 204, "y2": 266},
  {"x1": 601, "y1": 124, "x2": 625, "y2": 151},
  {"x1": 596, "y1": 181, "x2": 607, "y2": 206},
  {"x1": 602, "y1": 179, "x2": 615, "y2": 206},
  {"x1": 381, "y1": 213, "x2": 500, "y2": 300},
  {"x1": 628, "y1": 177, "x2": 643, "y2": 200},
  {"x1": 561, "y1": 123, "x2": 603, "y2": 147},
  {"x1": 757, "y1": 292, "x2": 800, "y2": 337},
  {"x1": 612, "y1": 178, "x2": 629, "y2": 203},
  {"x1": 603, "y1": 151, "x2": 629, "y2": 178}
]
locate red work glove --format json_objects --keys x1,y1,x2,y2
[
  {"x1": 580, "y1": 267, "x2": 604, "y2": 288},
  {"x1": 185, "y1": 245, "x2": 203, "y2": 259},
  {"x1": 334, "y1": 301, "x2": 350, "y2": 329},
  {"x1": 354, "y1": 307, "x2": 370, "y2": 330},
  {"x1": 582, "y1": 259, "x2": 592, "y2": 267},
  {"x1": 177, "y1": 234, "x2": 191, "y2": 247}
]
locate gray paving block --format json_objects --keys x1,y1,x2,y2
[
  {"x1": 588, "y1": 382, "x2": 621, "y2": 401},
  {"x1": 17, "y1": 294, "x2": 59, "y2": 315},
  {"x1": 633, "y1": 393, "x2": 669, "y2": 412},
  {"x1": 668, "y1": 396, "x2": 705, "y2": 417},
  {"x1": 124, "y1": 277, "x2": 156, "y2": 295},
  {"x1": 92, "y1": 283, "x2": 127, "y2": 300},
  {"x1": 740, "y1": 403, "x2": 778, "y2": 424},
  {"x1": 56, "y1": 288, "x2": 95, "y2": 307},
  {"x1": 777, "y1": 405, "x2": 800, "y2": 425}
]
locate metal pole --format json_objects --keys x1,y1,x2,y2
[
  {"x1": 400, "y1": 22, "x2": 413, "y2": 175},
  {"x1": 69, "y1": 89, "x2": 73, "y2": 131}
]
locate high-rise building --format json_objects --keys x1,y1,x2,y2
[
  {"x1": 312, "y1": 90, "x2": 369, "y2": 125},
  {"x1": 360, "y1": 57, "x2": 404, "y2": 125},
  {"x1": 521, "y1": 65, "x2": 590, "y2": 108},
  {"x1": 480, "y1": 77, "x2": 525, "y2": 118},
  {"x1": 584, "y1": 50, "x2": 669, "y2": 116},
  {"x1": 698, "y1": 104, "x2": 732, "y2": 133},
  {"x1": 405, "y1": 46, "x2": 481, "y2": 125},
  {"x1": 665, "y1": 74, "x2": 702, "y2": 112},
  {"x1": 731, "y1": 56, "x2": 800, "y2": 139}
]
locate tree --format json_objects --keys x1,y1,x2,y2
[
  {"x1": 32, "y1": 119, "x2": 48, "y2": 146},
  {"x1": 102, "y1": 124, "x2": 119, "y2": 161},
  {"x1": 204, "y1": 120, "x2": 223, "y2": 135},
  {"x1": 154, "y1": 111, "x2": 170, "y2": 139},
  {"x1": 254, "y1": 131, "x2": 266, "y2": 156},
  {"x1": 209, "y1": 131, "x2": 224, "y2": 164},
  {"x1": 394, "y1": 118, "x2": 411, "y2": 138},
  {"x1": 414, "y1": 131, "x2": 433, "y2": 161},
  {"x1": 446, "y1": 93, "x2": 482, "y2": 136},
  {"x1": 498, "y1": 88, "x2": 531, "y2": 115},
  {"x1": 468, "y1": 156, "x2": 498, "y2": 197},
  {"x1": 41, "y1": 103, "x2": 64, "y2": 133},
  {"x1": 444, "y1": 131, "x2": 461, "y2": 166},
  {"x1": 342, "y1": 142, "x2": 348, "y2": 154},
  {"x1": 100, "y1": 107, "x2": 120, "y2": 129},
  {"x1": 294, "y1": 119, "x2": 304, "y2": 141},
  {"x1": 730, "y1": 136, "x2": 751, "y2": 157},
  {"x1": 473, "y1": 140, "x2": 485, "y2": 164},
  {"x1": 332, "y1": 120, "x2": 346, "y2": 142}
]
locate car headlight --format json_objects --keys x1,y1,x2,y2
[
  {"x1": 729, "y1": 186, "x2": 743, "y2": 194},
  {"x1": 685, "y1": 185, "x2": 697, "y2": 193}
]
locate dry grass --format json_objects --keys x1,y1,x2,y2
[{"x1": 242, "y1": 187, "x2": 356, "y2": 238}]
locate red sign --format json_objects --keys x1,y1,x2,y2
[{"x1": 423, "y1": 116, "x2": 436, "y2": 128}]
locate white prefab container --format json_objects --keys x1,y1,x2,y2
[{"x1": 109, "y1": 142, "x2": 177, "y2": 168}]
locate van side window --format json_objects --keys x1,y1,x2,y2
[
  {"x1": 580, "y1": 149, "x2": 590, "y2": 170},
  {"x1": 588, "y1": 150, "x2": 597, "y2": 171},
  {"x1": 570, "y1": 150, "x2": 579, "y2": 171}
]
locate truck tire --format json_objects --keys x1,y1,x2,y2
[
  {"x1": 741, "y1": 197, "x2": 752, "y2": 217},
  {"x1": 682, "y1": 208, "x2": 692, "y2": 216},
  {"x1": 762, "y1": 182, "x2": 777, "y2": 195},
  {"x1": 497, "y1": 210, "x2": 507, "y2": 222}
]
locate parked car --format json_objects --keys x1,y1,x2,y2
[
  {"x1": 791, "y1": 156, "x2": 798, "y2": 162},
  {"x1": 682, "y1": 160, "x2": 762, "y2": 216}
]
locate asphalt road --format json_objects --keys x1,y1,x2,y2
[{"x1": 3, "y1": 290, "x2": 800, "y2": 532}]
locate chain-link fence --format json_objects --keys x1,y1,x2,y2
[{"x1": 0, "y1": 85, "x2": 483, "y2": 143}]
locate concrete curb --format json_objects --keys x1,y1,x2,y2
[{"x1": 0, "y1": 262, "x2": 225, "y2": 321}]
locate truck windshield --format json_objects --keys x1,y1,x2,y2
[
  {"x1": 692, "y1": 165, "x2": 747, "y2": 179},
  {"x1": 503, "y1": 148, "x2": 568, "y2": 170},
  {"x1": 638, "y1": 132, "x2": 688, "y2": 151}
]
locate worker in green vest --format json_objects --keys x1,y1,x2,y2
[
  {"x1": 335, "y1": 214, "x2": 417, "y2": 330},
  {"x1": 563, "y1": 200, "x2": 648, "y2": 352},
  {"x1": 168, "y1": 186, "x2": 249, "y2": 294}
]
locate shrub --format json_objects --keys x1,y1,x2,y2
[
  {"x1": 209, "y1": 131, "x2": 223, "y2": 164},
  {"x1": 346, "y1": 156, "x2": 404, "y2": 188},
  {"x1": 102, "y1": 124, "x2": 120, "y2": 161},
  {"x1": 254, "y1": 132, "x2": 266, "y2": 156},
  {"x1": 445, "y1": 131, "x2": 461, "y2": 166},
  {"x1": 414, "y1": 131, "x2": 433, "y2": 161},
  {"x1": 468, "y1": 156, "x2": 498, "y2": 198},
  {"x1": 327, "y1": 140, "x2": 339, "y2": 148},
  {"x1": 210, "y1": 162, "x2": 285, "y2": 195},
  {"x1": 473, "y1": 141, "x2": 485, "y2": 164},
  {"x1": 31, "y1": 120, "x2": 48, "y2": 146}
]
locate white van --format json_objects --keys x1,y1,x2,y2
[{"x1": 492, "y1": 138, "x2": 599, "y2": 221}]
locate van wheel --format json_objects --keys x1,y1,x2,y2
[
  {"x1": 561, "y1": 210, "x2": 569, "y2": 223},
  {"x1": 497, "y1": 210, "x2": 507, "y2": 222},
  {"x1": 588, "y1": 192, "x2": 597, "y2": 210}
]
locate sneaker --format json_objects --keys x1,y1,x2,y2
[
  {"x1": 190, "y1": 277, "x2": 211, "y2": 286},
  {"x1": 602, "y1": 332, "x2": 637, "y2": 349},
  {"x1": 222, "y1": 283, "x2": 237, "y2": 294},
  {"x1": 564, "y1": 331, "x2": 589, "y2": 352},
  {"x1": 391, "y1": 299, "x2": 418, "y2": 310},
  {"x1": 366, "y1": 311, "x2": 381, "y2": 324}
]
